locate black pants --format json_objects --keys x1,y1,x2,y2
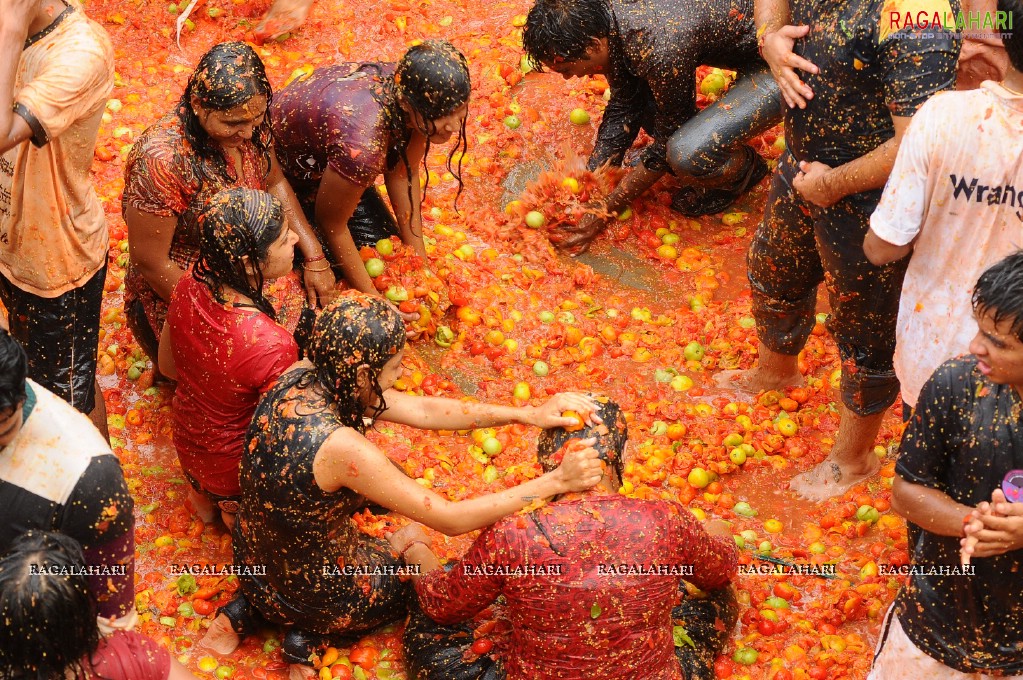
[
  {"x1": 666, "y1": 66, "x2": 783, "y2": 190},
  {"x1": 748, "y1": 152, "x2": 907, "y2": 415},
  {"x1": 0, "y1": 265, "x2": 106, "y2": 414}
]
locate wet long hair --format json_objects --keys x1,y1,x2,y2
[
  {"x1": 973, "y1": 250, "x2": 1023, "y2": 342},
  {"x1": 192, "y1": 188, "x2": 286, "y2": 319},
  {"x1": 523, "y1": 0, "x2": 612, "y2": 71},
  {"x1": 537, "y1": 396, "x2": 627, "y2": 484},
  {"x1": 0, "y1": 331, "x2": 27, "y2": 416},
  {"x1": 0, "y1": 532, "x2": 104, "y2": 680},
  {"x1": 305, "y1": 294, "x2": 406, "y2": 429},
  {"x1": 388, "y1": 40, "x2": 471, "y2": 221},
  {"x1": 177, "y1": 42, "x2": 274, "y2": 186}
]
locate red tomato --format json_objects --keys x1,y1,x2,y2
[
  {"x1": 757, "y1": 619, "x2": 776, "y2": 636},
  {"x1": 348, "y1": 646, "x2": 378, "y2": 669},
  {"x1": 471, "y1": 638, "x2": 493, "y2": 655},
  {"x1": 713, "y1": 657, "x2": 734, "y2": 678}
]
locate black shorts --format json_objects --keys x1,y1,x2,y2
[{"x1": 0, "y1": 264, "x2": 106, "y2": 414}]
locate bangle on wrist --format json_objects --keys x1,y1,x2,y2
[
  {"x1": 303, "y1": 262, "x2": 332, "y2": 273},
  {"x1": 304, "y1": 253, "x2": 327, "y2": 264},
  {"x1": 399, "y1": 540, "x2": 430, "y2": 560}
]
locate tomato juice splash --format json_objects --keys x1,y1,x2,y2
[{"x1": 83, "y1": 0, "x2": 909, "y2": 677}]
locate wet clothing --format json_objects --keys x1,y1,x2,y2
[
  {"x1": 0, "y1": 0, "x2": 113, "y2": 298},
  {"x1": 590, "y1": 0, "x2": 767, "y2": 175},
  {"x1": 270, "y1": 64, "x2": 403, "y2": 249},
  {"x1": 870, "y1": 83, "x2": 1023, "y2": 410},
  {"x1": 892, "y1": 357, "x2": 1023, "y2": 674},
  {"x1": 748, "y1": 0, "x2": 959, "y2": 414},
  {"x1": 167, "y1": 272, "x2": 298, "y2": 500},
  {"x1": 785, "y1": 0, "x2": 960, "y2": 168},
  {"x1": 412, "y1": 494, "x2": 738, "y2": 680},
  {"x1": 234, "y1": 367, "x2": 410, "y2": 637},
  {"x1": 122, "y1": 114, "x2": 269, "y2": 357},
  {"x1": 956, "y1": 0, "x2": 1009, "y2": 90},
  {"x1": 0, "y1": 2, "x2": 113, "y2": 413},
  {"x1": 869, "y1": 606, "x2": 1023, "y2": 680},
  {"x1": 749, "y1": 153, "x2": 907, "y2": 414},
  {"x1": 0, "y1": 380, "x2": 135, "y2": 620},
  {"x1": 0, "y1": 263, "x2": 105, "y2": 414},
  {"x1": 82, "y1": 630, "x2": 171, "y2": 680}
]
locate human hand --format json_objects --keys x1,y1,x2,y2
[
  {"x1": 793, "y1": 160, "x2": 839, "y2": 208},
  {"x1": 761, "y1": 25, "x2": 819, "y2": 109},
  {"x1": 553, "y1": 438, "x2": 606, "y2": 493},
  {"x1": 383, "y1": 298, "x2": 420, "y2": 339},
  {"x1": 528, "y1": 392, "x2": 602, "y2": 429},
  {"x1": 961, "y1": 489, "x2": 1023, "y2": 561},
  {"x1": 301, "y1": 265, "x2": 336, "y2": 309},
  {"x1": 387, "y1": 523, "x2": 431, "y2": 553},
  {"x1": 554, "y1": 211, "x2": 608, "y2": 255}
]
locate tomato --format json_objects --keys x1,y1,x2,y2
[
  {"x1": 348, "y1": 646, "x2": 378, "y2": 669},
  {"x1": 757, "y1": 619, "x2": 776, "y2": 636},
  {"x1": 713, "y1": 657, "x2": 734, "y2": 678},
  {"x1": 471, "y1": 638, "x2": 493, "y2": 654}
]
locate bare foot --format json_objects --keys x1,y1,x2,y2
[
  {"x1": 714, "y1": 365, "x2": 803, "y2": 394},
  {"x1": 289, "y1": 664, "x2": 317, "y2": 680},
  {"x1": 199, "y1": 614, "x2": 241, "y2": 655},
  {"x1": 188, "y1": 488, "x2": 216, "y2": 524},
  {"x1": 789, "y1": 455, "x2": 881, "y2": 501},
  {"x1": 255, "y1": 0, "x2": 314, "y2": 41}
]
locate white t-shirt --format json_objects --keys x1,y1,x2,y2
[{"x1": 870, "y1": 81, "x2": 1023, "y2": 408}]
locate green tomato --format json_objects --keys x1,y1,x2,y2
[
  {"x1": 723, "y1": 433, "x2": 744, "y2": 448},
  {"x1": 616, "y1": 206, "x2": 633, "y2": 221},
  {"x1": 569, "y1": 108, "x2": 591, "y2": 125},
  {"x1": 700, "y1": 72, "x2": 728, "y2": 96},
  {"x1": 757, "y1": 540, "x2": 773, "y2": 554},
  {"x1": 683, "y1": 341, "x2": 705, "y2": 362},
  {"x1": 434, "y1": 325, "x2": 455, "y2": 348},
  {"x1": 661, "y1": 232, "x2": 680, "y2": 246},
  {"x1": 524, "y1": 211, "x2": 546, "y2": 228},
  {"x1": 481, "y1": 437, "x2": 503, "y2": 457},
  {"x1": 482, "y1": 465, "x2": 499, "y2": 483},
  {"x1": 733, "y1": 647, "x2": 759, "y2": 666},
  {"x1": 738, "y1": 316, "x2": 756, "y2": 329},
  {"x1": 739, "y1": 530, "x2": 758, "y2": 543},
  {"x1": 376, "y1": 238, "x2": 395, "y2": 256},
  {"x1": 385, "y1": 285, "x2": 409, "y2": 303},
  {"x1": 177, "y1": 602, "x2": 194, "y2": 618},
  {"x1": 650, "y1": 420, "x2": 668, "y2": 436},
  {"x1": 557, "y1": 311, "x2": 576, "y2": 324},
  {"x1": 728, "y1": 447, "x2": 747, "y2": 465},
  {"x1": 365, "y1": 258, "x2": 385, "y2": 277},
  {"x1": 733, "y1": 535, "x2": 745, "y2": 549},
  {"x1": 214, "y1": 666, "x2": 234, "y2": 679},
  {"x1": 764, "y1": 596, "x2": 790, "y2": 609},
  {"x1": 127, "y1": 365, "x2": 142, "y2": 381},
  {"x1": 504, "y1": 115, "x2": 521, "y2": 129},
  {"x1": 262, "y1": 638, "x2": 281, "y2": 654},
  {"x1": 532, "y1": 361, "x2": 549, "y2": 377},
  {"x1": 539, "y1": 311, "x2": 556, "y2": 323},
  {"x1": 855, "y1": 504, "x2": 880, "y2": 523},
  {"x1": 734, "y1": 501, "x2": 757, "y2": 517},
  {"x1": 670, "y1": 374, "x2": 694, "y2": 392}
]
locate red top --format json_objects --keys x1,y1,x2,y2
[
  {"x1": 415, "y1": 494, "x2": 738, "y2": 680},
  {"x1": 167, "y1": 273, "x2": 298, "y2": 498},
  {"x1": 82, "y1": 630, "x2": 170, "y2": 679}
]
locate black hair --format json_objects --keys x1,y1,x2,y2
[
  {"x1": 999, "y1": 0, "x2": 1023, "y2": 72},
  {"x1": 973, "y1": 250, "x2": 1023, "y2": 341},
  {"x1": 0, "y1": 331, "x2": 27, "y2": 415},
  {"x1": 522, "y1": 0, "x2": 612, "y2": 72},
  {"x1": 192, "y1": 187, "x2": 287, "y2": 319},
  {"x1": 0, "y1": 532, "x2": 102, "y2": 680},
  {"x1": 537, "y1": 396, "x2": 627, "y2": 484},
  {"x1": 392, "y1": 40, "x2": 471, "y2": 218},
  {"x1": 305, "y1": 295, "x2": 407, "y2": 429},
  {"x1": 177, "y1": 42, "x2": 274, "y2": 187}
]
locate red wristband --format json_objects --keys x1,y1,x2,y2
[{"x1": 304, "y1": 253, "x2": 327, "y2": 264}]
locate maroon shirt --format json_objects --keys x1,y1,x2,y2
[
  {"x1": 415, "y1": 494, "x2": 737, "y2": 680},
  {"x1": 270, "y1": 63, "x2": 407, "y2": 208}
]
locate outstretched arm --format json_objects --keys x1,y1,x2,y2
[
  {"x1": 384, "y1": 132, "x2": 428, "y2": 259},
  {"x1": 312, "y1": 431, "x2": 603, "y2": 536},
  {"x1": 377, "y1": 390, "x2": 600, "y2": 431}
]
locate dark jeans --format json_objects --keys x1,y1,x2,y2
[
  {"x1": 0, "y1": 264, "x2": 106, "y2": 414},
  {"x1": 666, "y1": 66, "x2": 783, "y2": 190},
  {"x1": 748, "y1": 152, "x2": 907, "y2": 416}
]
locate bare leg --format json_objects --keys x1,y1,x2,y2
[
  {"x1": 254, "y1": 0, "x2": 315, "y2": 41},
  {"x1": 188, "y1": 488, "x2": 217, "y2": 524},
  {"x1": 715, "y1": 343, "x2": 803, "y2": 393},
  {"x1": 199, "y1": 613, "x2": 241, "y2": 655},
  {"x1": 221, "y1": 511, "x2": 236, "y2": 532},
  {"x1": 89, "y1": 378, "x2": 109, "y2": 439},
  {"x1": 789, "y1": 402, "x2": 883, "y2": 501}
]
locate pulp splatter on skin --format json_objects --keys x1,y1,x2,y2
[
  {"x1": 123, "y1": 42, "x2": 274, "y2": 358},
  {"x1": 231, "y1": 296, "x2": 410, "y2": 641}
]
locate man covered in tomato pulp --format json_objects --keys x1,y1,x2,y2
[{"x1": 392, "y1": 397, "x2": 739, "y2": 680}]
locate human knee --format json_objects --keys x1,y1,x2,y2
[{"x1": 839, "y1": 364, "x2": 900, "y2": 416}]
